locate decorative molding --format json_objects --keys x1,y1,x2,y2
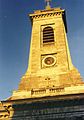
[{"x1": 31, "y1": 12, "x2": 62, "y2": 20}]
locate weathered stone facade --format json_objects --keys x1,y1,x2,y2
[
  {"x1": 17, "y1": 7, "x2": 83, "y2": 94},
  {"x1": 0, "y1": 4, "x2": 84, "y2": 120}
]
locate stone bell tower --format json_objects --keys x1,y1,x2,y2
[
  {"x1": 13, "y1": 1, "x2": 83, "y2": 98},
  {"x1": 1, "y1": 1, "x2": 84, "y2": 120},
  {"x1": 10, "y1": 0, "x2": 84, "y2": 100}
]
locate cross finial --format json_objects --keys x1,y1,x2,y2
[{"x1": 45, "y1": 0, "x2": 51, "y2": 9}]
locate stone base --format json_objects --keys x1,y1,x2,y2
[
  {"x1": 10, "y1": 83, "x2": 84, "y2": 100},
  {"x1": 0, "y1": 93, "x2": 84, "y2": 120}
]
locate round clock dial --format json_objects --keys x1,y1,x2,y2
[
  {"x1": 44, "y1": 57, "x2": 54, "y2": 65},
  {"x1": 43, "y1": 55, "x2": 56, "y2": 67}
]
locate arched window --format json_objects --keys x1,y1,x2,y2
[{"x1": 43, "y1": 26, "x2": 54, "y2": 44}]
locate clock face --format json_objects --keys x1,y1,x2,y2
[
  {"x1": 44, "y1": 57, "x2": 54, "y2": 65},
  {"x1": 42, "y1": 55, "x2": 56, "y2": 67}
]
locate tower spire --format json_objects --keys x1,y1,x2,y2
[{"x1": 45, "y1": 0, "x2": 51, "y2": 9}]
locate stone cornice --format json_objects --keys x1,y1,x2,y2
[
  {"x1": 1, "y1": 93, "x2": 84, "y2": 105},
  {"x1": 29, "y1": 8, "x2": 64, "y2": 20}
]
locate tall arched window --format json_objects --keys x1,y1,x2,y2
[{"x1": 43, "y1": 26, "x2": 54, "y2": 44}]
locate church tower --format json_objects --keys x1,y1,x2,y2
[
  {"x1": 11, "y1": 0, "x2": 84, "y2": 99},
  {"x1": 0, "y1": 1, "x2": 84, "y2": 120}
]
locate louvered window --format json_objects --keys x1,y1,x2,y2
[{"x1": 43, "y1": 26, "x2": 54, "y2": 44}]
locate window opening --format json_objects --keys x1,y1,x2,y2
[{"x1": 43, "y1": 26, "x2": 54, "y2": 43}]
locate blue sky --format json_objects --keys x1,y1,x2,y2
[{"x1": 0, "y1": 0, "x2": 84, "y2": 100}]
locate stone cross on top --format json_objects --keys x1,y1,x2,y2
[{"x1": 45, "y1": 0, "x2": 51, "y2": 9}]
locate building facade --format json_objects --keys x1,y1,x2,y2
[{"x1": 0, "y1": 2, "x2": 84, "y2": 120}]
